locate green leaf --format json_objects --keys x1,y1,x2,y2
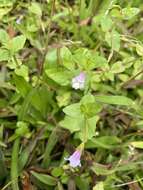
[
  {"x1": 75, "y1": 176, "x2": 90, "y2": 190},
  {"x1": 0, "y1": 7, "x2": 12, "y2": 19},
  {"x1": 56, "y1": 91, "x2": 71, "y2": 107},
  {"x1": 74, "y1": 49, "x2": 109, "y2": 70},
  {"x1": 111, "y1": 61, "x2": 125, "y2": 74},
  {"x1": 136, "y1": 44, "x2": 143, "y2": 56},
  {"x1": 42, "y1": 128, "x2": 59, "y2": 168},
  {"x1": 105, "y1": 30, "x2": 120, "y2": 51},
  {"x1": 0, "y1": 49, "x2": 10, "y2": 61},
  {"x1": 51, "y1": 167, "x2": 63, "y2": 177},
  {"x1": 122, "y1": 7, "x2": 140, "y2": 20},
  {"x1": 12, "y1": 74, "x2": 31, "y2": 97},
  {"x1": 0, "y1": 29, "x2": 9, "y2": 44},
  {"x1": 10, "y1": 35, "x2": 26, "y2": 53},
  {"x1": 93, "y1": 182, "x2": 104, "y2": 190},
  {"x1": 18, "y1": 89, "x2": 35, "y2": 121},
  {"x1": 28, "y1": 2, "x2": 42, "y2": 16},
  {"x1": 30, "y1": 85, "x2": 51, "y2": 117},
  {"x1": 80, "y1": 94, "x2": 102, "y2": 117},
  {"x1": 31, "y1": 171, "x2": 57, "y2": 186},
  {"x1": 86, "y1": 136, "x2": 121, "y2": 149},
  {"x1": 78, "y1": 116, "x2": 99, "y2": 141},
  {"x1": 0, "y1": 149, "x2": 7, "y2": 181},
  {"x1": 15, "y1": 65, "x2": 29, "y2": 81},
  {"x1": 45, "y1": 68, "x2": 71, "y2": 86},
  {"x1": 91, "y1": 163, "x2": 114, "y2": 175},
  {"x1": 63, "y1": 103, "x2": 82, "y2": 117},
  {"x1": 100, "y1": 15, "x2": 113, "y2": 32},
  {"x1": 130, "y1": 141, "x2": 143, "y2": 149},
  {"x1": 60, "y1": 47, "x2": 75, "y2": 70},
  {"x1": 59, "y1": 116, "x2": 84, "y2": 133},
  {"x1": 94, "y1": 95, "x2": 134, "y2": 106}
]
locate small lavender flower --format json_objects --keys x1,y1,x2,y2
[
  {"x1": 65, "y1": 150, "x2": 81, "y2": 168},
  {"x1": 72, "y1": 72, "x2": 86, "y2": 90},
  {"x1": 16, "y1": 17, "x2": 22, "y2": 24}
]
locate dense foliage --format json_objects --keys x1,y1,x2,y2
[{"x1": 0, "y1": 0, "x2": 143, "y2": 189}]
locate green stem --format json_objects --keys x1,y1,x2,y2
[
  {"x1": 11, "y1": 138, "x2": 20, "y2": 190},
  {"x1": 83, "y1": 116, "x2": 88, "y2": 143},
  {"x1": 39, "y1": 0, "x2": 55, "y2": 75}
]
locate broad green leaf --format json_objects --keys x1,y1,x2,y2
[
  {"x1": 45, "y1": 49, "x2": 57, "y2": 69},
  {"x1": 94, "y1": 95, "x2": 134, "y2": 106},
  {"x1": 74, "y1": 49, "x2": 109, "y2": 70},
  {"x1": 78, "y1": 116, "x2": 99, "y2": 141},
  {"x1": 131, "y1": 141, "x2": 143, "y2": 149},
  {"x1": 105, "y1": 30, "x2": 120, "y2": 51},
  {"x1": 111, "y1": 61, "x2": 125, "y2": 74},
  {"x1": 15, "y1": 65, "x2": 29, "y2": 81},
  {"x1": 100, "y1": 16, "x2": 113, "y2": 32},
  {"x1": 51, "y1": 167, "x2": 63, "y2": 177},
  {"x1": 122, "y1": 7, "x2": 140, "y2": 20},
  {"x1": 136, "y1": 44, "x2": 143, "y2": 56},
  {"x1": 30, "y1": 85, "x2": 51, "y2": 117},
  {"x1": 45, "y1": 68, "x2": 71, "y2": 86},
  {"x1": 0, "y1": 49, "x2": 10, "y2": 61},
  {"x1": 28, "y1": 2, "x2": 42, "y2": 16},
  {"x1": 31, "y1": 171, "x2": 57, "y2": 186},
  {"x1": 93, "y1": 182, "x2": 104, "y2": 190},
  {"x1": 75, "y1": 176, "x2": 90, "y2": 190},
  {"x1": 63, "y1": 103, "x2": 81, "y2": 117},
  {"x1": 60, "y1": 47, "x2": 75, "y2": 70},
  {"x1": 10, "y1": 35, "x2": 26, "y2": 53},
  {"x1": 0, "y1": 29, "x2": 9, "y2": 44},
  {"x1": 80, "y1": 94, "x2": 102, "y2": 117},
  {"x1": 59, "y1": 116, "x2": 84, "y2": 133}
]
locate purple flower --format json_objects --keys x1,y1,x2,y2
[
  {"x1": 65, "y1": 150, "x2": 81, "y2": 168},
  {"x1": 72, "y1": 72, "x2": 86, "y2": 90},
  {"x1": 16, "y1": 18, "x2": 22, "y2": 24}
]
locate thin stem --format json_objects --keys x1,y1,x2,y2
[
  {"x1": 11, "y1": 138, "x2": 20, "y2": 190},
  {"x1": 39, "y1": 0, "x2": 56, "y2": 75}
]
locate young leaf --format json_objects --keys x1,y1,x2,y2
[{"x1": 122, "y1": 7, "x2": 140, "y2": 20}]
